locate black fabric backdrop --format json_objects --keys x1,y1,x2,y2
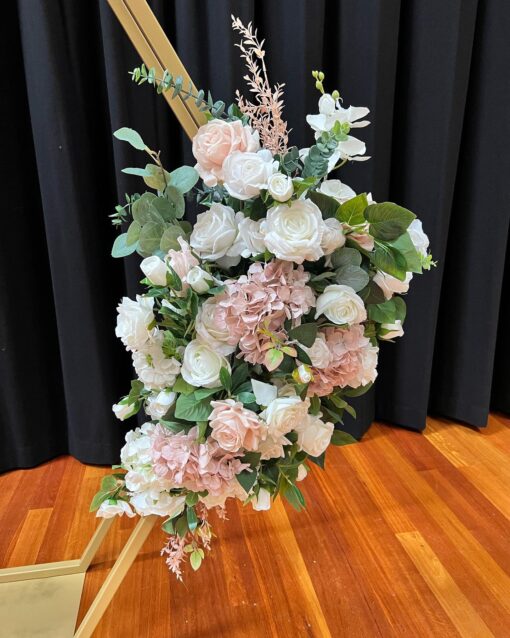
[{"x1": 1, "y1": 0, "x2": 509, "y2": 473}]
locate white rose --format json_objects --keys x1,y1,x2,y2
[
  {"x1": 252, "y1": 488, "x2": 272, "y2": 511},
  {"x1": 258, "y1": 435, "x2": 286, "y2": 460},
  {"x1": 190, "y1": 203, "x2": 238, "y2": 261},
  {"x1": 261, "y1": 198, "x2": 326, "y2": 263},
  {"x1": 131, "y1": 491, "x2": 186, "y2": 518},
  {"x1": 295, "y1": 414, "x2": 334, "y2": 457},
  {"x1": 222, "y1": 149, "x2": 277, "y2": 200},
  {"x1": 181, "y1": 339, "x2": 231, "y2": 388},
  {"x1": 301, "y1": 333, "x2": 332, "y2": 369},
  {"x1": 260, "y1": 396, "x2": 310, "y2": 439},
  {"x1": 140, "y1": 256, "x2": 167, "y2": 286},
  {"x1": 145, "y1": 390, "x2": 176, "y2": 419},
  {"x1": 267, "y1": 172, "x2": 294, "y2": 202},
  {"x1": 315, "y1": 284, "x2": 367, "y2": 325},
  {"x1": 380, "y1": 320, "x2": 404, "y2": 340},
  {"x1": 132, "y1": 332, "x2": 181, "y2": 391},
  {"x1": 318, "y1": 179, "x2": 356, "y2": 204},
  {"x1": 321, "y1": 217, "x2": 346, "y2": 255},
  {"x1": 97, "y1": 499, "x2": 135, "y2": 519},
  {"x1": 112, "y1": 402, "x2": 136, "y2": 421},
  {"x1": 373, "y1": 271, "x2": 413, "y2": 300},
  {"x1": 407, "y1": 219, "x2": 429, "y2": 256},
  {"x1": 187, "y1": 266, "x2": 213, "y2": 293},
  {"x1": 115, "y1": 295, "x2": 154, "y2": 351},
  {"x1": 230, "y1": 214, "x2": 266, "y2": 258},
  {"x1": 196, "y1": 299, "x2": 236, "y2": 356}
]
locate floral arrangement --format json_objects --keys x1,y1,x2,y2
[{"x1": 92, "y1": 17, "x2": 433, "y2": 579}]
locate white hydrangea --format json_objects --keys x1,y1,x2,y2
[{"x1": 132, "y1": 332, "x2": 181, "y2": 391}]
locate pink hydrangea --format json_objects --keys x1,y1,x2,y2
[
  {"x1": 308, "y1": 325, "x2": 379, "y2": 397},
  {"x1": 217, "y1": 259, "x2": 315, "y2": 362},
  {"x1": 150, "y1": 426, "x2": 249, "y2": 497}
]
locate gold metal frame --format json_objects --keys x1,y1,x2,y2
[
  {"x1": 0, "y1": 1, "x2": 201, "y2": 635},
  {"x1": 108, "y1": 0, "x2": 205, "y2": 138}
]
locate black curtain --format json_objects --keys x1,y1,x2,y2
[{"x1": 1, "y1": 0, "x2": 509, "y2": 473}]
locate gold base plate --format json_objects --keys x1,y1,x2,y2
[{"x1": 0, "y1": 572, "x2": 85, "y2": 638}]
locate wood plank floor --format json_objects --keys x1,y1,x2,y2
[{"x1": 1, "y1": 414, "x2": 510, "y2": 637}]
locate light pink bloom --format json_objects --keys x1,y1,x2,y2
[
  {"x1": 166, "y1": 237, "x2": 199, "y2": 285},
  {"x1": 308, "y1": 325, "x2": 378, "y2": 396},
  {"x1": 209, "y1": 399, "x2": 267, "y2": 452},
  {"x1": 150, "y1": 426, "x2": 249, "y2": 497},
  {"x1": 192, "y1": 120, "x2": 259, "y2": 187},
  {"x1": 349, "y1": 231, "x2": 375, "y2": 252},
  {"x1": 217, "y1": 259, "x2": 315, "y2": 364}
]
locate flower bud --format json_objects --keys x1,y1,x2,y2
[
  {"x1": 187, "y1": 266, "x2": 214, "y2": 293},
  {"x1": 293, "y1": 364, "x2": 313, "y2": 384}
]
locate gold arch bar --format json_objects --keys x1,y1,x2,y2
[
  {"x1": 0, "y1": 4, "x2": 203, "y2": 637},
  {"x1": 107, "y1": 0, "x2": 206, "y2": 138}
]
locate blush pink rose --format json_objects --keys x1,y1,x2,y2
[
  {"x1": 192, "y1": 120, "x2": 260, "y2": 187},
  {"x1": 209, "y1": 399, "x2": 267, "y2": 452},
  {"x1": 166, "y1": 237, "x2": 199, "y2": 285}
]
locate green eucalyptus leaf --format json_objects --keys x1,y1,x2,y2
[
  {"x1": 122, "y1": 167, "x2": 152, "y2": 177},
  {"x1": 113, "y1": 127, "x2": 146, "y2": 151},
  {"x1": 164, "y1": 185, "x2": 186, "y2": 219},
  {"x1": 139, "y1": 220, "x2": 165, "y2": 255},
  {"x1": 151, "y1": 196, "x2": 177, "y2": 222},
  {"x1": 143, "y1": 163, "x2": 171, "y2": 191},
  {"x1": 126, "y1": 220, "x2": 141, "y2": 245},
  {"x1": 331, "y1": 247, "x2": 362, "y2": 268},
  {"x1": 132, "y1": 192, "x2": 159, "y2": 224},
  {"x1": 112, "y1": 233, "x2": 137, "y2": 258},
  {"x1": 160, "y1": 225, "x2": 185, "y2": 252},
  {"x1": 169, "y1": 166, "x2": 199, "y2": 194},
  {"x1": 335, "y1": 264, "x2": 370, "y2": 292}
]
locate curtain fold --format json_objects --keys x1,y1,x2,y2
[{"x1": 1, "y1": 0, "x2": 508, "y2": 471}]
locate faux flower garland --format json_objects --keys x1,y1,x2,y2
[{"x1": 92, "y1": 18, "x2": 433, "y2": 579}]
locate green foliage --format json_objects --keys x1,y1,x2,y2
[
  {"x1": 364, "y1": 202, "x2": 415, "y2": 241},
  {"x1": 367, "y1": 296, "x2": 406, "y2": 324},
  {"x1": 288, "y1": 323, "x2": 318, "y2": 347},
  {"x1": 335, "y1": 264, "x2": 369, "y2": 292},
  {"x1": 172, "y1": 376, "x2": 195, "y2": 395},
  {"x1": 169, "y1": 166, "x2": 200, "y2": 193},
  {"x1": 279, "y1": 146, "x2": 300, "y2": 175},
  {"x1": 113, "y1": 127, "x2": 146, "y2": 151},
  {"x1": 330, "y1": 430, "x2": 358, "y2": 445},
  {"x1": 219, "y1": 367, "x2": 232, "y2": 392},
  {"x1": 89, "y1": 474, "x2": 123, "y2": 512},
  {"x1": 129, "y1": 64, "x2": 232, "y2": 120},
  {"x1": 387, "y1": 232, "x2": 422, "y2": 273},
  {"x1": 175, "y1": 392, "x2": 214, "y2": 422},
  {"x1": 337, "y1": 193, "x2": 368, "y2": 226},
  {"x1": 371, "y1": 243, "x2": 408, "y2": 280},
  {"x1": 331, "y1": 246, "x2": 363, "y2": 268},
  {"x1": 236, "y1": 469, "x2": 257, "y2": 493},
  {"x1": 111, "y1": 232, "x2": 137, "y2": 258},
  {"x1": 307, "y1": 190, "x2": 339, "y2": 219}
]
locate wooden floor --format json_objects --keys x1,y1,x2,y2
[{"x1": 1, "y1": 414, "x2": 510, "y2": 637}]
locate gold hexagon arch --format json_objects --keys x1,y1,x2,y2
[{"x1": 0, "y1": 2, "x2": 199, "y2": 636}]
